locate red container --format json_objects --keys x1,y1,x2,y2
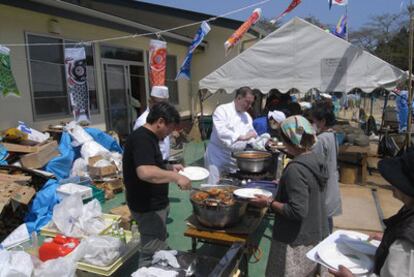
[{"x1": 38, "y1": 234, "x2": 80, "y2": 261}]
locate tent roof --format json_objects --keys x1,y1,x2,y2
[{"x1": 199, "y1": 17, "x2": 406, "y2": 94}]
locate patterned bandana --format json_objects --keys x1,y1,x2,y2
[{"x1": 281, "y1": 115, "x2": 316, "y2": 147}]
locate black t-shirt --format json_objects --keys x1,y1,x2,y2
[{"x1": 122, "y1": 126, "x2": 169, "y2": 213}]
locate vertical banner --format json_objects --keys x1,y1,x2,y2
[
  {"x1": 149, "y1": 39, "x2": 167, "y2": 86},
  {"x1": 176, "y1": 21, "x2": 211, "y2": 80},
  {"x1": 271, "y1": 0, "x2": 302, "y2": 24},
  {"x1": 64, "y1": 47, "x2": 90, "y2": 123},
  {"x1": 224, "y1": 8, "x2": 261, "y2": 56},
  {"x1": 0, "y1": 45, "x2": 20, "y2": 97},
  {"x1": 333, "y1": 15, "x2": 347, "y2": 39}
]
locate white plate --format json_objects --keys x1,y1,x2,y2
[
  {"x1": 179, "y1": 166, "x2": 209, "y2": 181},
  {"x1": 339, "y1": 234, "x2": 380, "y2": 256},
  {"x1": 233, "y1": 188, "x2": 273, "y2": 199},
  {"x1": 317, "y1": 243, "x2": 374, "y2": 275}
]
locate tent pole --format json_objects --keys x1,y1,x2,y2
[
  {"x1": 345, "y1": 2, "x2": 349, "y2": 41},
  {"x1": 198, "y1": 89, "x2": 205, "y2": 140},
  {"x1": 407, "y1": 2, "x2": 414, "y2": 149}
]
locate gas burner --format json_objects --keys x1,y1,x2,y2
[{"x1": 221, "y1": 170, "x2": 274, "y2": 185}]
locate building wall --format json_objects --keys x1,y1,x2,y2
[{"x1": 0, "y1": 4, "x2": 189, "y2": 131}]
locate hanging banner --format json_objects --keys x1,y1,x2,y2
[
  {"x1": 224, "y1": 8, "x2": 261, "y2": 56},
  {"x1": 333, "y1": 15, "x2": 347, "y2": 39},
  {"x1": 0, "y1": 46, "x2": 20, "y2": 97},
  {"x1": 64, "y1": 47, "x2": 90, "y2": 123},
  {"x1": 271, "y1": 0, "x2": 301, "y2": 24},
  {"x1": 329, "y1": 0, "x2": 348, "y2": 9},
  {"x1": 176, "y1": 21, "x2": 211, "y2": 80},
  {"x1": 149, "y1": 39, "x2": 167, "y2": 86}
]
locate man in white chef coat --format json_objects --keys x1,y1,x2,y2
[
  {"x1": 205, "y1": 87, "x2": 257, "y2": 184},
  {"x1": 133, "y1": 86, "x2": 171, "y2": 160}
]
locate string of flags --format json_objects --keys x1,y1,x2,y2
[
  {"x1": 271, "y1": 0, "x2": 302, "y2": 25},
  {"x1": 0, "y1": 46, "x2": 20, "y2": 97},
  {"x1": 224, "y1": 8, "x2": 262, "y2": 56},
  {"x1": 176, "y1": 21, "x2": 211, "y2": 80},
  {"x1": 329, "y1": 0, "x2": 348, "y2": 10}
]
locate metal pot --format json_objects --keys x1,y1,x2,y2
[
  {"x1": 232, "y1": 150, "x2": 272, "y2": 173},
  {"x1": 190, "y1": 185, "x2": 247, "y2": 228}
]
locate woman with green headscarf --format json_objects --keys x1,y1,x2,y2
[{"x1": 251, "y1": 115, "x2": 329, "y2": 277}]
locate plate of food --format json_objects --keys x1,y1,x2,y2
[
  {"x1": 179, "y1": 166, "x2": 209, "y2": 181},
  {"x1": 233, "y1": 188, "x2": 273, "y2": 199}
]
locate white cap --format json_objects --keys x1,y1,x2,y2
[
  {"x1": 268, "y1": 110, "x2": 286, "y2": 123},
  {"x1": 150, "y1": 86, "x2": 169, "y2": 99}
]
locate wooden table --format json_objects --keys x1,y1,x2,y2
[{"x1": 339, "y1": 145, "x2": 370, "y2": 184}]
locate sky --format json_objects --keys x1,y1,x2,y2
[{"x1": 140, "y1": 0, "x2": 404, "y2": 30}]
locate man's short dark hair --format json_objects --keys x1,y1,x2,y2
[
  {"x1": 235, "y1": 86, "x2": 255, "y2": 98},
  {"x1": 147, "y1": 102, "x2": 180, "y2": 125}
]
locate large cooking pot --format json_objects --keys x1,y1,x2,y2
[
  {"x1": 190, "y1": 185, "x2": 247, "y2": 229},
  {"x1": 232, "y1": 150, "x2": 272, "y2": 173}
]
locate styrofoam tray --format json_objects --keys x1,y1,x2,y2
[{"x1": 40, "y1": 213, "x2": 121, "y2": 238}]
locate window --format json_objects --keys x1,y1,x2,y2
[
  {"x1": 166, "y1": 55, "x2": 179, "y2": 105},
  {"x1": 27, "y1": 34, "x2": 98, "y2": 119},
  {"x1": 101, "y1": 45, "x2": 143, "y2": 62}
]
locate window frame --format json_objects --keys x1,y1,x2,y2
[{"x1": 25, "y1": 32, "x2": 100, "y2": 121}]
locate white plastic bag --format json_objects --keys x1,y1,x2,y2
[
  {"x1": 70, "y1": 158, "x2": 89, "y2": 177},
  {"x1": 131, "y1": 267, "x2": 178, "y2": 277},
  {"x1": 152, "y1": 250, "x2": 179, "y2": 268},
  {"x1": 52, "y1": 194, "x2": 106, "y2": 237},
  {"x1": 1, "y1": 223, "x2": 30, "y2": 249},
  {"x1": 82, "y1": 236, "x2": 123, "y2": 266},
  {"x1": 80, "y1": 141, "x2": 109, "y2": 160},
  {"x1": 66, "y1": 121, "x2": 93, "y2": 146},
  {"x1": 0, "y1": 249, "x2": 33, "y2": 277}
]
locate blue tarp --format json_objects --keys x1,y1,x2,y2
[{"x1": 25, "y1": 128, "x2": 122, "y2": 233}]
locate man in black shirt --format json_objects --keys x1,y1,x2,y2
[{"x1": 123, "y1": 102, "x2": 191, "y2": 267}]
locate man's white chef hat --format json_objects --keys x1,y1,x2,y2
[
  {"x1": 151, "y1": 86, "x2": 169, "y2": 99},
  {"x1": 268, "y1": 110, "x2": 286, "y2": 123}
]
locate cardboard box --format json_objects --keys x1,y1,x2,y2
[
  {"x1": 0, "y1": 173, "x2": 31, "y2": 184},
  {"x1": 0, "y1": 182, "x2": 35, "y2": 213},
  {"x1": 20, "y1": 141, "x2": 59, "y2": 168},
  {"x1": 1, "y1": 140, "x2": 50, "y2": 153},
  {"x1": 88, "y1": 155, "x2": 117, "y2": 177},
  {"x1": 110, "y1": 205, "x2": 131, "y2": 230}
]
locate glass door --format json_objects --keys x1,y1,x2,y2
[{"x1": 103, "y1": 63, "x2": 131, "y2": 136}]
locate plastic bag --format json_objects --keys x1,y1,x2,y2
[
  {"x1": 80, "y1": 141, "x2": 109, "y2": 160},
  {"x1": 52, "y1": 194, "x2": 106, "y2": 237},
  {"x1": 152, "y1": 250, "x2": 179, "y2": 268},
  {"x1": 33, "y1": 240, "x2": 87, "y2": 277},
  {"x1": 131, "y1": 267, "x2": 179, "y2": 277},
  {"x1": 70, "y1": 158, "x2": 89, "y2": 177},
  {"x1": 66, "y1": 121, "x2": 93, "y2": 147},
  {"x1": 82, "y1": 236, "x2": 123, "y2": 266},
  {"x1": 0, "y1": 249, "x2": 33, "y2": 277}
]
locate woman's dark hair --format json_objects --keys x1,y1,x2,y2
[
  {"x1": 147, "y1": 102, "x2": 180, "y2": 125},
  {"x1": 287, "y1": 102, "x2": 302, "y2": 116},
  {"x1": 310, "y1": 100, "x2": 336, "y2": 127}
]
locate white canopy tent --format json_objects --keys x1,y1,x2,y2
[{"x1": 199, "y1": 17, "x2": 407, "y2": 95}]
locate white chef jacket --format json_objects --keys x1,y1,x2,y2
[
  {"x1": 204, "y1": 101, "x2": 256, "y2": 184},
  {"x1": 133, "y1": 108, "x2": 170, "y2": 160}
]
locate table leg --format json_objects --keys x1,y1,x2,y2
[
  {"x1": 191, "y1": 238, "x2": 197, "y2": 253},
  {"x1": 361, "y1": 154, "x2": 368, "y2": 184}
]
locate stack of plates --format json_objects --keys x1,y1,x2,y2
[
  {"x1": 317, "y1": 243, "x2": 374, "y2": 275},
  {"x1": 306, "y1": 230, "x2": 380, "y2": 275}
]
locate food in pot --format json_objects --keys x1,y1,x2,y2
[
  {"x1": 191, "y1": 187, "x2": 237, "y2": 206},
  {"x1": 236, "y1": 152, "x2": 271, "y2": 159}
]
